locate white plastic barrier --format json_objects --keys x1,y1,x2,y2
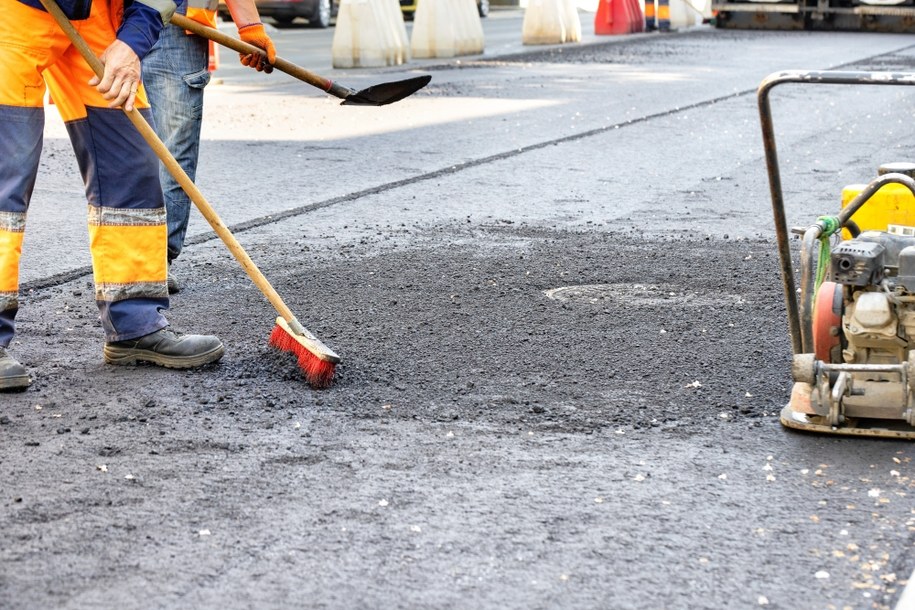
[
  {"x1": 668, "y1": 0, "x2": 703, "y2": 28},
  {"x1": 457, "y1": 0, "x2": 485, "y2": 55},
  {"x1": 332, "y1": 0, "x2": 410, "y2": 68},
  {"x1": 692, "y1": 0, "x2": 714, "y2": 18},
  {"x1": 562, "y1": 0, "x2": 582, "y2": 41},
  {"x1": 382, "y1": 0, "x2": 411, "y2": 64},
  {"x1": 411, "y1": 0, "x2": 453, "y2": 57},
  {"x1": 411, "y1": 0, "x2": 484, "y2": 58},
  {"x1": 522, "y1": 0, "x2": 581, "y2": 44}
]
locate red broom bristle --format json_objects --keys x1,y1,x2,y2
[{"x1": 269, "y1": 324, "x2": 337, "y2": 388}]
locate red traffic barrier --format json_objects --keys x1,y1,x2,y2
[
  {"x1": 594, "y1": 0, "x2": 642, "y2": 34},
  {"x1": 628, "y1": 0, "x2": 645, "y2": 31}
]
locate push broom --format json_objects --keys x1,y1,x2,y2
[{"x1": 40, "y1": 0, "x2": 340, "y2": 388}]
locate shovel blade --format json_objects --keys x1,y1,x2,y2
[{"x1": 340, "y1": 75, "x2": 432, "y2": 106}]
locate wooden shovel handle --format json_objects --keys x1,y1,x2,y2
[{"x1": 170, "y1": 14, "x2": 355, "y2": 100}]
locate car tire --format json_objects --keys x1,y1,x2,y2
[
  {"x1": 478, "y1": 0, "x2": 489, "y2": 17},
  {"x1": 309, "y1": 0, "x2": 332, "y2": 28}
]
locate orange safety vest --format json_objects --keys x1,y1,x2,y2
[{"x1": 186, "y1": 0, "x2": 218, "y2": 27}]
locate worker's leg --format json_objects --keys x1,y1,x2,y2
[
  {"x1": 48, "y1": 36, "x2": 224, "y2": 368},
  {"x1": 142, "y1": 20, "x2": 210, "y2": 265},
  {"x1": 0, "y1": 0, "x2": 70, "y2": 350},
  {"x1": 0, "y1": 0, "x2": 75, "y2": 387}
]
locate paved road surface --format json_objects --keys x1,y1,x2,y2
[{"x1": 2, "y1": 18, "x2": 915, "y2": 610}]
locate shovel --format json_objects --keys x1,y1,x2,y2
[{"x1": 170, "y1": 13, "x2": 431, "y2": 106}]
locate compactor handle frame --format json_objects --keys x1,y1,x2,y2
[{"x1": 758, "y1": 70, "x2": 915, "y2": 355}]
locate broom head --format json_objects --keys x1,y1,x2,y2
[{"x1": 269, "y1": 317, "x2": 340, "y2": 388}]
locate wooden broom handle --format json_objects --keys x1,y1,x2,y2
[{"x1": 38, "y1": 0, "x2": 299, "y2": 327}]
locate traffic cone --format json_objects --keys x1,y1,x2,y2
[{"x1": 594, "y1": 0, "x2": 633, "y2": 34}]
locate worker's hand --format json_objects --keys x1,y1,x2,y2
[
  {"x1": 237, "y1": 23, "x2": 276, "y2": 73},
  {"x1": 89, "y1": 39, "x2": 142, "y2": 112}
]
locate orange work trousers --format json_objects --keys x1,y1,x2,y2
[{"x1": 0, "y1": 0, "x2": 169, "y2": 345}]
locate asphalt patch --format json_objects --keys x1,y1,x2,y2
[{"x1": 0, "y1": 226, "x2": 836, "y2": 608}]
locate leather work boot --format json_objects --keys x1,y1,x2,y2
[
  {"x1": 104, "y1": 328, "x2": 224, "y2": 369},
  {"x1": 0, "y1": 347, "x2": 30, "y2": 391}
]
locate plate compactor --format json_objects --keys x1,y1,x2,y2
[{"x1": 759, "y1": 70, "x2": 915, "y2": 439}]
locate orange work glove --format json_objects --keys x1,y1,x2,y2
[{"x1": 237, "y1": 23, "x2": 277, "y2": 73}]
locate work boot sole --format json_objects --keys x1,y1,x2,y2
[
  {"x1": 103, "y1": 343, "x2": 225, "y2": 369},
  {"x1": 0, "y1": 374, "x2": 30, "y2": 391}
]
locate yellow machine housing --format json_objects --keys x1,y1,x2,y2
[{"x1": 841, "y1": 162, "x2": 915, "y2": 239}]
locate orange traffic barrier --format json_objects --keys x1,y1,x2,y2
[
  {"x1": 594, "y1": 0, "x2": 637, "y2": 34},
  {"x1": 627, "y1": 0, "x2": 644, "y2": 31}
]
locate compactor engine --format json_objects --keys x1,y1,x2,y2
[
  {"x1": 830, "y1": 232, "x2": 915, "y2": 368},
  {"x1": 785, "y1": 165, "x2": 915, "y2": 436}
]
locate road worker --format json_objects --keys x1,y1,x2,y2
[{"x1": 0, "y1": 0, "x2": 225, "y2": 390}]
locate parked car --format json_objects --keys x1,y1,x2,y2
[
  {"x1": 219, "y1": 0, "x2": 338, "y2": 27},
  {"x1": 400, "y1": 0, "x2": 488, "y2": 19}
]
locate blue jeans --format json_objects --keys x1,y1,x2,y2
[{"x1": 142, "y1": 20, "x2": 210, "y2": 262}]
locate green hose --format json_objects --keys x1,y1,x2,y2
[{"x1": 815, "y1": 215, "x2": 842, "y2": 293}]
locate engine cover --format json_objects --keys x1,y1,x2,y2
[{"x1": 831, "y1": 240, "x2": 885, "y2": 286}]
